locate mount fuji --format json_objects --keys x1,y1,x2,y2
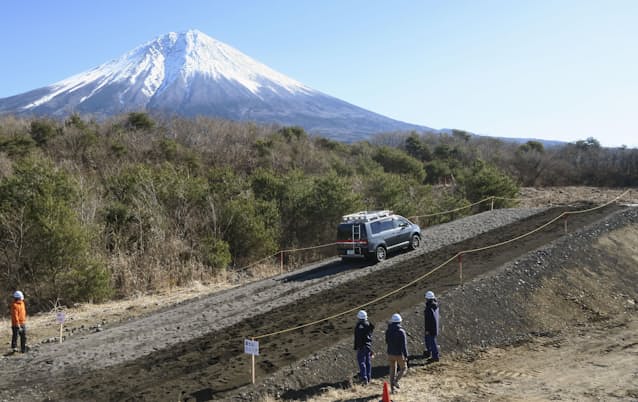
[{"x1": 0, "y1": 29, "x2": 431, "y2": 141}]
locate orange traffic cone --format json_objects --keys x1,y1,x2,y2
[{"x1": 381, "y1": 381, "x2": 392, "y2": 402}]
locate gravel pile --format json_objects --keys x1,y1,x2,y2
[{"x1": 415, "y1": 208, "x2": 546, "y2": 254}]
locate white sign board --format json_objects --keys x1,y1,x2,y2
[
  {"x1": 56, "y1": 312, "x2": 66, "y2": 324},
  {"x1": 244, "y1": 339, "x2": 259, "y2": 356}
]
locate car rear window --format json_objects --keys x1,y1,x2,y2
[{"x1": 337, "y1": 223, "x2": 367, "y2": 240}]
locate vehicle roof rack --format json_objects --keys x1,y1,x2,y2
[{"x1": 341, "y1": 210, "x2": 393, "y2": 223}]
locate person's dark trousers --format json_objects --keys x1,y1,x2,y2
[
  {"x1": 356, "y1": 347, "x2": 372, "y2": 383},
  {"x1": 11, "y1": 326, "x2": 26, "y2": 352},
  {"x1": 425, "y1": 335, "x2": 438, "y2": 359}
]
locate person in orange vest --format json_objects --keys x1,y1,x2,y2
[{"x1": 10, "y1": 290, "x2": 27, "y2": 353}]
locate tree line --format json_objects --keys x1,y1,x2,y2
[{"x1": 0, "y1": 114, "x2": 633, "y2": 311}]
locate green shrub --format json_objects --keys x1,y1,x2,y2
[
  {"x1": 127, "y1": 112, "x2": 155, "y2": 130},
  {"x1": 30, "y1": 119, "x2": 61, "y2": 146},
  {"x1": 461, "y1": 160, "x2": 519, "y2": 210},
  {"x1": 199, "y1": 236, "x2": 231, "y2": 272},
  {"x1": 0, "y1": 134, "x2": 36, "y2": 157},
  {"x1": 373, "y1": 146, "x2": 426, "y2": 182},
  {"x1": 0, "y1": 157, "x2": 110, "y2": 309}
]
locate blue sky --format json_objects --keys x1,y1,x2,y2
[{"x1": 1, "y1": 1, "x2": 636, "y2": 147}]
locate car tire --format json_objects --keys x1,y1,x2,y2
[
  {"x1": 409, "y1": 234, "x2": 421, "y2": 250},
  {"x1": 374, "y1": 246, "x2": 387, "y2": 262}
]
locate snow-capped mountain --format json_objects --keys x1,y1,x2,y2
[{"x1": 0, "y1": 30, "x2": 430, "y2": 141}]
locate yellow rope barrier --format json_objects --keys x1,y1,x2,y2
[
  {"x1": 251, "y1": 189, "x2": 630, "y2": 340},
  {"x1": 233, "y1": 243, "x2": 337, "y2": 278},
  {"x1": 280, "y1": 242, "x2": 337, "y2": 253},
  {"x1": 234, "y1": 251, "x2": 281, "y2": 273},
  {"x1": 492, "y1": 195, "x2": 550, "y2": 201},
  {"x1": 462, "y1": 190, "x2": 627, "y2": 254},
  {"x1": 409, "y1": 197, "x2": 493, "y2": 220}
]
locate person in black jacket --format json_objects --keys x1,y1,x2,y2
[
  {"x1": 385, "y1": 313, "x2": 408, "y2": 393},
  {"x1": 353, "y1": 310, "x2": 374, "y2": 384},
  {"x1": 424, "y1": 290, "x2": 440, "y2": 362}
]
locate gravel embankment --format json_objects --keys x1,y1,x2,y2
[{"x1": 251, "y1": 206, "x2": 637, "y2": 401}]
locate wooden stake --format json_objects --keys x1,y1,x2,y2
[
  {"x1": 280, "y1": 251, "x2": 284, "y2": 274},
  {"x1": 251, "y1": 338, "x2": 256, "y2": 384},
  {"x1": 458, "y1": 254, "x2": 463, "y2": 286},
  {"x1": 490, "y1": 197, "x2": 495, "y2": 211},
  {"x1": 59, "y1": 323, "x2": 63, "y2": 344},
  {"x1": 564, "y1": 215, "x2": 568, "y2": 234}
]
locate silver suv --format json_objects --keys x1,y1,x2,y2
[{"x1": 336, "y1": 210, "x2": 421, "y2": 262}]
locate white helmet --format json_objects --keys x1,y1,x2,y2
[
  {"x1": 357, "y1": 310, "x2": 368, "y2": 320},
  {"x1": 425, "y1": 291, "x2": 436, "y2": 300},
  {"x1": 13, "y1": 291, "x2": 24, "y2": 300},
  {"x1": 391, "y1": 313, "x2": 402, "y2": 323}
]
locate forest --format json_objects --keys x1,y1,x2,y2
[{"x1": 0, "y1": 113, "x2": 636, "y2": 311}]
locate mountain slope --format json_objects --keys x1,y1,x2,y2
[{"x1": 0, "y1": 30, "x2": 431, "y2": 141}]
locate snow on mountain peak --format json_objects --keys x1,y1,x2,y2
[
  {"x1": 160, "y1": 29, "x2": 312, "y2": 95},
  {"x1": 23, "y1": 29, "x2": 313, "y2": 110}
]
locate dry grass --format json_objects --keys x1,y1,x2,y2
[
  {"x1": 1, "y1": 259, "x2": 292, "y2": 348},
  {"x1": 518, "y1": 186, "x2": 637, "y2": 208},
  {"x1": 2, "y1": 280, "x2": 233, "y2": 346}
]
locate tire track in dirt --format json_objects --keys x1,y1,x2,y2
[{"x1": 43, "y1": 204, "x2": 624, "y2": 400}]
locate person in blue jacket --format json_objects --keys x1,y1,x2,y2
[
  {"x1": 423, "y1": 290, "x2": 440, "y2": 362},
  {"x1": 385, "y1": 313, "x2": 408, "y2": 393},
  {"x1": 353, "y1": 310, "x2": 374, "y2": 384}
]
